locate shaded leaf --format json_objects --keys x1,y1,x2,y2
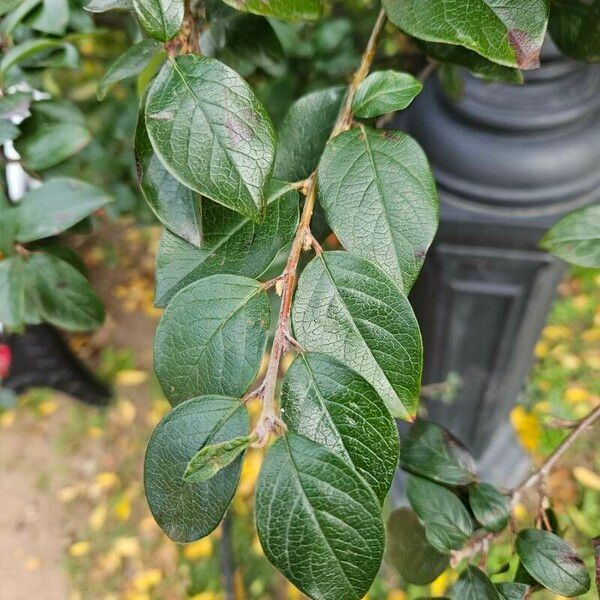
[
  {"x1": 15, "y1": 123, "x2": 91, "y2": 171},
  {"x1": 154, "y1": 274, "x2": 270, "y2": 405},
  {"x1": 30, "y1": 0, "x2": 69, "y2": 35},
  {"x1": 85, "y1": 0, "x2": 132, "y2": 11},
  {"x1": 98, "y1": 39, "x2": 164, "y2": 100},
  {"x1": 0, "y1": 0, "x2": 41, "y2": 35},
  {"x1": 0, "y1": 257, "x2": 25, "y2": 329},
  {"x1": 0, "y1": 92, "x2": 31, "y2": 120},
  {"x1": 22, "y1": 253, "x2": 104, "y2": 331},
  {"x1": 0, "y1": 39, "x2": 78, "y2": 80},
  {"x1": 183, "y1": 435, "x2": 250, "y2": 484},
  {"x1": 154, "y1": 181, "x2": 298, "y2": 307},
  {"x1": 132, "y1": 0, "x2": 183, "y2": 42},
  {"x1": 420, "y1": 42, "x2": 523, "y2": 83},
  {"x1": 145, "y1": 55, "x2": 276, "y2": 220},
  {"x1": 255, "y1": 433, "x2": 384, "y2": 600},
  {"x1": 400, "y1": 420, "x2": 477, "y2": 486},
  {"x1": 11, "y1": 178, "x2": 111, "y2": 243},
  {"x1": 516, "y1": 529, "x2": 590, "y2": 597},
  {"x1": 495, "y1": 582, "x2": 530, "y2": 600},
  {"x1": 135, "y1": 109, "x2": 202, "y2": 247},
  {"x1": 274, "y1": 86, "x2": 344, "y2": 183},
  {"x1": 407, "y1": 474, "x2": 473, "y2": 553},
  {"x1": 469, "y1": 482, "x2": 510, "y2": 532},
  {"x1": 540, "y1": 204, "x2": 600, "y2": 268},
  {"x1": 549, "y1": 0, "x2": 600, "y2": 63},
  {"x1": 292, "y1": 251, "x2": 422, "y2": 420},
  {"x1": 221, "y1": 0, "x2": 321, "y2": 22},
  {"x1": 450, "y1": 566, "x2": 500, "y2": 599},
  {"x1": 281, "y1": 352, "x2": 399, "y2": 503},
  {"x1": 387, "y1": 507, "x2": 449, "y2": 585},
  {"x1": 352, "y1": 70, "x2": 422, "y2": 118},
  {"x1": 318, "y1": 125, "x2": 438, "y2": 293},
  {"x1": 382, "y1": 0, "x2": 548, "y2": 69},
  {"x1": 144, "y1": 396, "x2": 247, "y2": 542}
]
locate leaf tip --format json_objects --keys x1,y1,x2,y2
[{"x1": 508, "y1": 29, "x2": 541, "y2": 70}]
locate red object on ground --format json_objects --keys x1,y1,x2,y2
[{"x1": 0, "y1": 344, "x2": 12, "y2": 378}]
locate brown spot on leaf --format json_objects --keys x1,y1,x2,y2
[
  {"x1": 559, "y1": 551, "x2": 585, "y2": 567},
  {"x1": 508, "y1": 29, "x2": 540, "y2": 70},
  {"x1": 414, "y1": 248, "x2": 427, "y2": 261}
]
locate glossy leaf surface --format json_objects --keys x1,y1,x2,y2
[
  {"x1": 132, "y1": 0, "x2": 183, "y2": 41},
  {"x1": 450, "y1": 566, "x2": 501, "y2": 600},
  {"x1": 469, "y1": 482, "x2": 510, "y2": 532},
  {"x1": 221, "y1": 0, "x2": 321, "y2": 22},
  {"x1": 154, "y1": 275, "x2": 270, "y2": 405},
  {"x1": 144, "y1": 396, "x2": 247, "y2": 542},
  {"x1": 281, "y1": 352, "x2": 399, "y2": 502},
  {"x1": 255, "y1": 433, "x2": 384, "y2": 600},
  {"x1": 292, "y1": 251, "x2": 422, "y2": 420}
]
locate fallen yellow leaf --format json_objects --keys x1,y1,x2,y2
[
  {"x1": 95, "y1": 471, "x2": 120, "y2": 491},
  {"x1": 69, "y1": 541, "x2": 91, "y2": 558},
  {"x1": 116, "y1": 369, "x2": 148, "y2": 386},
  {"x1": 132, "y1": 568, "x2": 162, "y2": 592},
  {"x1": 565, "y1": 387, "x2": 590, "y2": 404},
  {"x1": 542, "y1": 325, "x2": 571, "y2": 341},
  {"x1": 113, "y1": 537, "x2": 140, "y2": 558},
  {"x1": 114, "y1": 495, "x2": 131, "y2": 521},
  {"x1": 89, "y1": 504, "x2": 108, "y2": 531},
  {"x1": 183, "y1": 537, "x2": 212, "y2": 560},
  {"x1": 573, "y1": 467, "x2": 600, "y2": 491},
  {"x1": 38, "y1": 399, "x2": 59, "y2": 416},
  {"x1": 387, "y1": 591, "x2": 407, "y2": 600}
]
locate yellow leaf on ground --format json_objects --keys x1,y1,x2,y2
[
  {"x1": 132, "y1": 568, "x2": 162, "y2": 591},
  {"x1": 69, "y1": 541, "x2": 91, "y2": 557},
  {"x1": 89, "y1": 504, "x2": 108, "y2": 531},
  {"x1": 534, "y1": 341, "x2": 549, "y2": 359},
  {"x1": 430, "y1": 569, "x2": 456, "y2": 596},
  {"x1": 183, "y1": 538, "x2": 212, "y2": 560},
  {"x1": 542, "y1": 325, "x2": 571, "y2": 341},
  {"x1": 189, "y1": 593, "x2": 222, "y2": 600},
  {"x1": 95, "y1": 471, "x2": 120, "y2": 491},
  {"x1": 510, "y1": 406, "x2": 541, "y2": 451},
  {"x1": 116, "y1": 370, "x2": 148, "y2": 386},
  {"x1": 387, "y1": 591, "x2": 407, "y2": 600},
  {"x1": 513, "y1": 502, "x2": 528, "y2": 521},
  {"x1": 1, "y1": 410, "x2": 16, "y2": 428},
  {"x1": 87, "y1": 426, "x2": 103, "y2": 439},
  {"x1": 573, "y1": 466, "x2": 600, "y2": 491},
  {"x1": 114, "y1": 495, "x2": 131, "y2": 521},
  {"x1": 38, "y1": 399, "x2": 59, "y2": 416},
  {"x1": 565, "y1": 387, "x2": 590, "y2": 404},
  {"x1": 113, "y1": 537, "x2": 140, "y2": 558},
  {"x1": 582, "y1": 327, "x2": 600, "y2": 343},
  {"x1": 58, "y1": 486, "x2": 80, "y2": 503}
]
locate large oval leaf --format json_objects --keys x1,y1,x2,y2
[
  {"x1": 145, "y1": 55, "x2": 276, "y2": 221},
  {"x1": 406, "y1": 474, "x2": 473, "y2": 553},
  {"x1": 144, "y1": 395, "x2": 247, "y2": 542},
  {"x1": 450, "y1": 566, "x2": 501, "y2": 600},
  {"x1": 292, "y1": 251, "x2": 422, "y2": 420},
  {"x1": 154, "y1": 181, "x2": 298, "y2": 307},
  {"x1": 132, "y1": 0, "x2": 183, "y2": 42},
  {"x1": 281, "y1": 352, "x2": 399, "y2": 503},
  {"x1": 540, "y1": 204, "x2": 600, "y2": 268},
  {"x1": 22, "y1": 253, "x2": 104, "y2": 331},
  {"x1": 135, "y1": 110, "x2": 202, "y2": 247},
  {"x1": 255, "y1": 433, "x2": 384, "y2": 600},
  {"x1": 274, "y1": 86, "x2": 345, "y2": 182},
  {"x1": 495, "y1": 582, "x2": 530, "y2": 600},
  {"x1": 516, "y1": 529, "x2": 590, "y2": 597},
  {"x1": 154, "y1": 274, "x2": 270, "y2": 405},
  {"x1": 387, "y1": 508, "x2": 449, "y2": 585},
  {"x1": 318, "y1": 125, "x2": 438, "y2": 293},
  {"x1": 400, "y1": 420, "x2": 477, "y2": 486},
  {"x1": 549, "y1": 1, "x2": 600, "y2": 63},
  {"x1": 382, "y1": 0, "x2": 549, "y2": 69}
]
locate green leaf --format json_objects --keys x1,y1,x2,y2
[
  {"x1": 145, "y1": 55, "x2": 276, "y2": 221},
  {"x1": 407, "y1": 474, "x2": 473, "y2": 553},
  {"x1": 15, "y1": 122, "x2": 91, "y2": 171},
  {"x1": 0, "y1": 92, "x2": 31, "y2": 120},
  {"x1": 183, "y1": 435, "x2": 251, "y2": 484},
  {"x1": 154, "y1": 181, "x2": 298, "y2": 307},
  {"x1": 420, "y1": 42, "x2": 523, "y2": 83},
  {"x1": 0, "y1": 39, "x2": 78, "y2": 81},
  {"x1": 549, "y1": 0, "x2": 600, "y2": 63},
  {"x1": 98, "y1": 39, "x2": 164, "y2": 100},
  {"x1": 540, "y1": 204, "x2": 600, "y2": 268},
  {"x1": 469, "y1": 482, "x2": 510, "y2": 532},
  {"x1": 221, "y1": 0, "x2": 321, "y2": 22},
  {"x1": 0, "y1": 119, "x2": 19, "y2": 144},
  {"x1": 22, "y1": 253, "x2": 104, "y2": 331},
  {"x1": 132, "y1": 0, "x2": 183, "y2": 42},
  {"x1": 382, "y1": 0, "x2": 549, "y2": 69},
  {"x1": 144, "y1": 395, "x2": 247, "y2": 542},
  {"x1": 352, "y1": 70, "x2": 422, "y2": 118},
  {"x1": 281, "y1": 352, "x2": 399, "y2": 503},
  {"x1": 30, "y1": 0, "x2": 69, "y2": 35},
  {"x1": 450, "y1": 566, "x2": 501, "y2": 600},
  {"x1": 274, "y1": 86, "x2": 344, "y2": 182},
  {"x1": 0, "y1": 0, "x2": 41, "y2": 35},
  {"x1": 0, "y1": 0, "x2": 21, "y2": 16},
  {"x1": 11, "y1": 178, "x2": 111, "y2": 243},
  {"x1": 387, "y1": 508, "x2": 449, "y2": 585},
  {"x1": 0, "y1": 257, "x2": 25, "y2": 328},
  {"x1": 255, "y1": 433, "x2": 385, "y2": 600},
  {"x1": 154, "y1": 274, "x2": 270, "y2": 405},
  {"x1": 516, "y1": 529, "x2": 590, "y2": 597},
  {"x1": 400, "y1": 420, "x2": 477, "y2": 486},
  {"x1": 85, "y1": 0, "x2": 132, "y2": 12},
  {"x1": 292, "y1": 251, "x2": 422, "y2": 420},
  {"x1": 135, "y1": 108, "x2": 202, "y2": 247},
  {"x1": 317, "y1": 125, "x2": 438, "y2": 293},
  {"x1": 495, "y1": 582, "x2": 530, "y2": 600}
]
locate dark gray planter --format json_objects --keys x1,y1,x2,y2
[{"x1": 400, "y1": 41, "x2": 600, "y2": 485}]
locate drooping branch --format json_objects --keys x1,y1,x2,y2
[
  {"x1": 450, "y1": 403, "x2": 600, "y2": 567},
  {"x1": 251, "y1": 8, "x2": 388, "y2": 446}
]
